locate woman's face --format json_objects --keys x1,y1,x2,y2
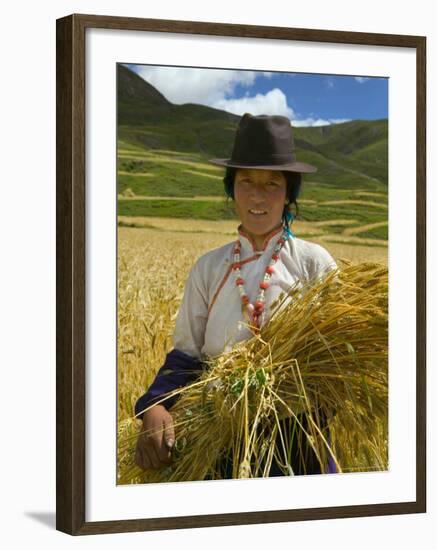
[{"x1": 234, "y1": 168, "x2": 288, "y2": 247}]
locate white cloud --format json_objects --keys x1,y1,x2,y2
[
  {"x1": 212, "y1": 88, "x2": 295, "y2": 119},
  {"x1": 129, "y1": 65, "x2": 350, "y2": 128},
  {"x1": 292, "y1": 117, "x2": 351, "y2": 127},
  {"x1": 131, "y1": 65, "x2": 258, "y2": 105},
  {"x1": 355, "y1": 77, "x2": 369, "y2": 84}
]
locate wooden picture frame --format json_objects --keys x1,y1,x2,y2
[{"x1": 56, "y1": 13, "x2": 426, "y2": 535}]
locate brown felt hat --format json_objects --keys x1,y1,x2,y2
[{"x1": 209, "y1": 113, "x2": 317, "y2": 174}]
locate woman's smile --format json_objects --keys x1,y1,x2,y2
[{"x1": 248, "y1": 208, "x2": 267, "y2": 215}]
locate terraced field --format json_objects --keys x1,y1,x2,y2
[{"x1": 117, "y1": 145, "x2": 388, "y2": 259}]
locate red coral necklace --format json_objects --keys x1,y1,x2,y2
[{"x1": 232, "y1": 229, "x2": 290, "y2": 332}]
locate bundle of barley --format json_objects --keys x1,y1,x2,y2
[{"x1": 118, "y1": 260, "x2": 388, "y2": 484}]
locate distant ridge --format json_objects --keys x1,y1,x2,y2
[
  {"x1": 117, "y1": 64, "x2": 170, "y2": 105},
  {"x1": 117, "y1": 64, "x2": 388, "y2": 187}
]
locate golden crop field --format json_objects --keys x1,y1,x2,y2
[
  {"x1": 118, "y1": 225, "x2": 232, "y2": 423},
  {"x1": 117, "y1": 220, "x2": 388, "y2": 482}
]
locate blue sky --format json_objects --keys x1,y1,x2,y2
[{"x1": 125, "y1": 64, "x2": 388, "y2": 127}]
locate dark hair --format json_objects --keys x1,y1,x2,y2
[{"x1": 223, "y1": 167, "x2": 302, "y2": 225}]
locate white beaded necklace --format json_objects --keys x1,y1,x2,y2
[{"x1": 232, "y1": 229, "x2": 290, "y2": 332}]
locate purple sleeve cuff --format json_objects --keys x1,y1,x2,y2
[
  {"x1": 134, "y1": 348, "x2": 205, "y2": 420},
  {"x1": 326, "y1": 453, "x2": 338, "y2": 474},
  {"x1": 325, "y1": 429, "x2": 338, "y2": 474}
]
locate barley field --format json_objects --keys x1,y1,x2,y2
[
  {"x1": 118, "y1": 225, "x2": 232, "y2": 423},
  {"x1": 117, "y1": 220, "x2": 388, "y2": 482}
]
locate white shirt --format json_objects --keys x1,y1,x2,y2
[{"x1": 173, "y1": 225, "x2": 337, "y2": 360}]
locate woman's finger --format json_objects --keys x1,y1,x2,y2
[
  {"x1": 155, "y1": 420, "x2": 172, "y2": 464},
  {"x1": 147, "y1": 439, "x2": 162, "y2": 469},
  {"x1": 163, "y1": 415, "x2": 175, "y2": 450},
  {"x1": 135, "y1": 438, "x2": 150, "y2": 470}
]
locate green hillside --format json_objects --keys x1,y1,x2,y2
[{"x1": 116, "y1": 64, "x2": 389, "y2": 240}]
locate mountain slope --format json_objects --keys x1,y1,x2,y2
[{"x1": 117, "y1": 64, "x2": 388, "y2": 195}]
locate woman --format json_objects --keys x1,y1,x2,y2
[{"x1": 134, "y1": 113, "x2": 338, "y2": 477}]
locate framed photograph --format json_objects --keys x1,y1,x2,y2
[{"x1": 56, "y1": 13, "x2": 426, "y2": 535}]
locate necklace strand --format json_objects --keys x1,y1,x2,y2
[{"x1": 232, "y1": 229, "x2": 290, "y2": 331}]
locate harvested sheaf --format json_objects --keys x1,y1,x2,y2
[{"x1": 118, "y1": 261, "x2": 388, "y2": 484}]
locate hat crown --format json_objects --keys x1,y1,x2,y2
[
  {"x1": 231, "y1": 113, "x2": 296, "y2": 166},
  {"x1": 208, "y1": 112, "x2": 317, "y2": 173}
]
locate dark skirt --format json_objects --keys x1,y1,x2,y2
[{"x1": 206, "y1": 414, "x2": 337, "y2": 480}]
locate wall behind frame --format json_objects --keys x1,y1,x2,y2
[{"x1": 0, "y1": 0, "x2": 434, "y2": 548}]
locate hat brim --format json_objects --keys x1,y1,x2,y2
[{"x1": 209, "y1": 158, "x2": 317, "y2": 174}]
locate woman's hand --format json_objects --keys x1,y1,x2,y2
[{"x1": 135, "y1": 404, "x2": 175, "y2": 470}]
